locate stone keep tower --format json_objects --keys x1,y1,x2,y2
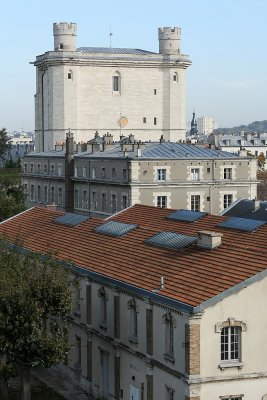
[
  {"x1": 158, "y1": 27, "x2": 181, "y2": 55},
  {"x1": 53, "y1": 22, "x2": 77, "y2": 51}
]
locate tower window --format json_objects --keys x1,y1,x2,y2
[
  {"x1": 154, "y1": 89, "x2": 157, "y2": 95},
  {"x1": 154, "y1": 117, "x2": 157, "y2": 126},
  {"x1": 59, "y1": 43, "x2": 64, "y2": 50},
  {"x1": 68, "y1": 71, "x2": 72, "y2": 80},
  {"x1": 143, "y1": 117, "x2": 146, "y2": 124}
]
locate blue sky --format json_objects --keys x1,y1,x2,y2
[{"x1": 1, "y1": 0, "x2": 267, "y2": 131}]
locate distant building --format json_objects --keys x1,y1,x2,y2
[
  {"x1": 22, "y1": 132, "x2": 258, "y2": 216},
  {"x1": 214, "y1": 132, "x2": 267, "y2": 169},
  {"x1": 33, "y1": 23, "x2": 191, "y2": 151},
  {"x1": 197, "y1": 116, "x2": 214, "y2": 135}
]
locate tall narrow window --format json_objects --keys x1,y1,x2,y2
[
  {"x1": 74, "y1": 190, "x2": 79, "y2": 208},
  {"x1": 128, "y1": 299, "x2": 138, "y2": 342},
  {"x1": 30, "y1": 185, "x2": 34, "y2": 201},
  {"x1": 51, "y1": 186, "x2": 55, "y2": 203},
  {"x1": 223, "y1": 194, "x2": 233, "y2": 209},
  {"x1": 82, "y1": 190, "x2": 88, "y2": 209},
  {"x1": 92, "y1": 191, "x2": 97, "y2": 210},
  {"x1": 122, "y1": 168, "x2": 127, "y2": 181},
  {"x1": 112, "y1": 194, "x2": 117, "y2": 213},
  {"x1": 83, "y1": 166, "x2": 87, "y2": 178},
  {"x1": 102, "y1": 193, "x2": 107, "y2": 212},
  {"x1": 112, "y1": 168, "x2": 116, "y2": 180},
  {"x1": 122, "y1": 195, "x2": 127, "y2": 209},
  {"x1": 223, "y1": 168, "x2": 232, "y2": 179},
  {"x1": 163, "y1": 312, "x2": 175, "y2": 360},
  {"x1": 191, "y1": 168, "x2": 200, "y2": 181},
  {"x1": 75, "y1": 336, "x2": 81, "y2": 370},
  {"x1": 154, "y1": 89, "x2": 157, "y2": 95},
  {"x1": 44, "y1": 186, "x2": 48, "y2": 202},
  {"x1": 221, "y1": 326, "x2": 241, "y2": 362},
  {"x1": 98, "y1": 287, "x2": 108, "y2": 329},
  {"x1": 143, "y1": 117, "x2": 147, "y2": 123},
  {"x1": 91, "y1": 167, "x2": 96, "y2": 179},
  {"x1": 37, "y1": 185, "x2": 41, "y2": 202},
  {"x1": 191, "y1": 195, "x2": 200, "y2": 211},
  {"x1": 112, "y1": 72, "x2": 121, "y2": 93},
  {"x1": 58, "y1": 163, "x2": 62, "y2": 176},
  {"x1": 30, "y1": 163, "x2": 34, "y2": 173},
  {"x1": 68, "y1": 70, "x2": 72, "y2": 80},
  {"x1": 102, "y1": 167, "x2": 106, "y2": 178},
  {"x1": 154, "y1": 117, "x2": 157, "y2": 125},
  {"x1": 58, "y1": 187, "x2": 63, "y2": 205},
  {"x1": 166, "y1": 386, "x2": 175, "y2": 400}
]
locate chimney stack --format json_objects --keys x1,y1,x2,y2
[{"x1": 197, "y1": 231, "x2": 222, "y2": 249}]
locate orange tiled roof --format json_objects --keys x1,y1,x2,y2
[{"x1": 1, "y1": 205, "x2": 267, "y2": 310}]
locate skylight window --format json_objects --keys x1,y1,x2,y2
[
  {"x1": 94, "y1": 221, "x2": 137, "y2": 237},
  {"x1": 145, "y1": 231, "x2": 196, "y2": 251},
  {"x1": 54, "y1": 213, "x2": 89, "y2": 227},
  {"x1": 167, "y1": 209, "x2": 207, "y2": 222}
]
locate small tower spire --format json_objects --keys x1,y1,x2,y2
[{"x1": 190, "y1": 110, "x2": 198, "y2": 136}]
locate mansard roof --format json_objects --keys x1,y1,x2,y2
[{"x1": 1, "y1": 205, "x2": 267, "y2": 313}]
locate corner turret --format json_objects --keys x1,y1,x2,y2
[
  {"x1": 158, "y1": 27, "x2": 181, "y2": 55},
  {"x1": 53, "y1": 22, "x2": 77, "y2": 51}
]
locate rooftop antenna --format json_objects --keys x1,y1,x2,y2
[{"x1": 109, "y1": 28, "x2": 113, "y2": 48}]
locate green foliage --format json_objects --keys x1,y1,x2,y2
[
  {"x1": 0, "y1": 244, "x2": 75, "y2": 373},
  {"x1": 215, "y1": 120, "x2": 267, "y2": 135},
  {"x1": 0, "y1": 168, "x2": 26, "y2": 221},
  {"x1": 257, "y1": 152, "x2": 266, "y2": 171},
  {"x1": 0, "y1": 128, "x2": 11, "y2": 160}
]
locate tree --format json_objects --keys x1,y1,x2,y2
[
  {"x1": 0, "y1": 128, "x2": 11, "y2": 161},
  {"x1": 0, "y1": 243, "x2": 76, "y2": 400},
  {"x1": 257, "y1": 152, "x2": 266, "y2": 171}
]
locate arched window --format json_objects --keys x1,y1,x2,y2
[
  {"x1": 173, "y1": 72, "x2": 178, "y2": 83},
  {"x1": 112, "y1": 71, "x2": 121, "y2": 93},
  {"x1": 68, "y1": 70, "x2": 72, "y2": 80},
  {"x1": 91, "y1": 167, "x2": 96, "y2": 179}
]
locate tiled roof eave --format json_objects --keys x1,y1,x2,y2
[
  {"x1": 73, "y1": 263, "x2": 195, "y2": 314},
  {"x1": 194, "y1": 268, "x2": 267, "y2": 313}
]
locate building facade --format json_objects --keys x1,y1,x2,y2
[
  {"x1": 33, "y1": 23, "x2": 191, "y2": 152},
  {"x1": 197, "y1": 116, "x2": 214, "y2": 135},
  {"x1": 22, "y1": 135, "x2": 258, "y2": 216},
  {"x1": 2, "y1": 205, "x2": 267, "y2": 399}
]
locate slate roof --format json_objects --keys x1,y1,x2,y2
[
  {"x1": 221, "y1": 199, "x2": 267, "y2": 221},
  {"x1": 79, "y1": 142, "x2": 240, "y2": 160},
  {"x1": 77, "y1": 47, "x2": 156, "y2": 55},
  {"x1": 1, "y1": 205, "x2": 267, "y2": 312}
]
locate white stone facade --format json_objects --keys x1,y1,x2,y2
[{"x1": 34, "y1": 23, "x2": 191, "y2": 151}]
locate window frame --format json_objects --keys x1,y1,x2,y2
[
  {"x1": 191, "y1": 168, "x2": 200, "y2": 181},
  {"x1": 157, "y1": 168, "x2": 167, "y2": 181},
  {"x1": 223, "y1": 167, "x2": 232, "y2": 180},
  {"x1": 157, "y1": 195, "x2": 167, "y2": 208},
  {"x1": 215, "y1": 318, "x2": 246, "y2": 370},
  {"x1": 191, "y1": 194, "x2": 200, "y2": 211},
  {"x1": 223, "y1": 194, "x2": 233, "y2": 209},
  {"x1": 162, "y1": 312, "x2": 176, "y2": 361}
]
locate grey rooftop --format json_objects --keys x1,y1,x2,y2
[{"x1": 77, "y1": 47, "x2": 156, "y2": 55}]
